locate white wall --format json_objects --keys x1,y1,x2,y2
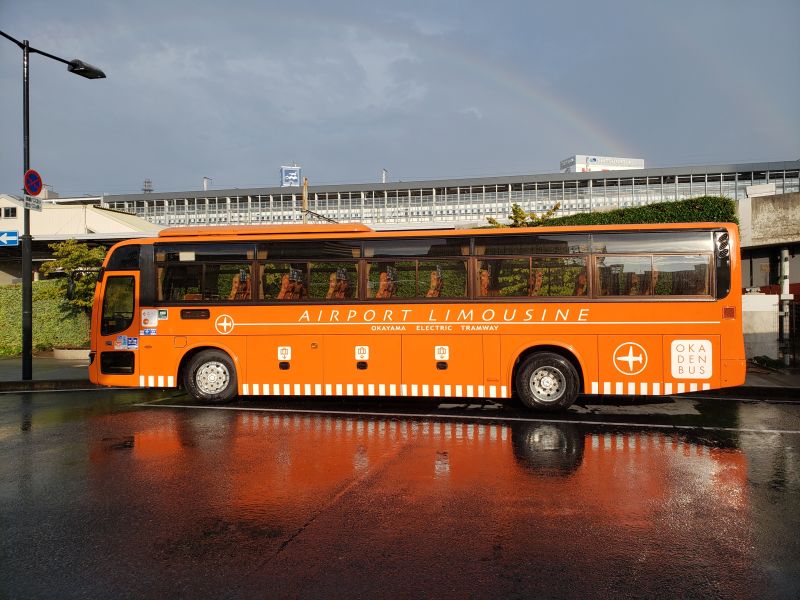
[{"x1": 742, "y1": 294, "x2": 779, "y2": 359}]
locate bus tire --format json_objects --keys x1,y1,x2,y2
[
  {"x1": 516, "y1": 352, "x2": 579, "y2": 411},
  {"x1": 183, "y1": 349, "x2": 238, "y2": 404}
]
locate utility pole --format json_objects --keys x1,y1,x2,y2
[{"x1": 302, "y1": 177, "x2": 309, "y2": 224}]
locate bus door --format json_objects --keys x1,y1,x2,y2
[{"x1": 95, "y1": 272, "x2": 140, "y2": 386}]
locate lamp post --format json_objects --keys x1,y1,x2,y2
[{"x1": 0, "y1": 30, "x2": 105, "y2": 381}]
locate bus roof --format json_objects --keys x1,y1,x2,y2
[
  {"x1": 155, "y1": 221, "x2": 734, "y2": 240},
  {"x1": 158, "y1": 223, "x2": 374, "y2": 238},
  {"x1": 102, "y1": 221, "x2": 737, "y2": 253}
]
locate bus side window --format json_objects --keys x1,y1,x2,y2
[
  {"x1": 653, "y1": 255, "x2": 710, "y2": 296},
  {"x1": 157, "y1": 264, "x2": 202, "y2": 301},
  {"x1": 419, "y1": 261, "x2": 467, "y2": 298},
  {"x1": 276, "y1": 267, "x2": 307, "y2": 300},
  {"x1": 530, "y1": 257, "x2": 588, "y2": 297},
  {"x1": 596, "y1": 256, "x2": 652, "y2": 296},
  {"x1": 366, "y1": 262, "x2": 416, "y2": 299},
  {"x1": 208, "y1": 263, "x2": 251, "y2": 301},
  {"x1": 260, "y1": 262, "x2": 301, "y2": 300},
  {"x1": 476, "y1": 259, "x2": 527, "y2": 297},
  {"x1": 308, "y1": 263, "x2": 358, "y2": 300}
]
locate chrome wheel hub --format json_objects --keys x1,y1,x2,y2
[
  {"x1": 530, "y1": 367, "x2": 565, "y2": 402},
  {"x1": 196, "y1": 361, "x2": 230, "y2": 395}
]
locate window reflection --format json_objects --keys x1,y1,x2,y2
[
  {"x1": 365, "y1": 238, "x2": 468, "y2": 258},
  {"x1": 477, "y1": 234, "x2": 590, "y2": 255},
  {"x1": 591, "y1": 232, "x2": 712, "y2": 253},
  {"x1": 477, "y1": 257, "x2": 588, "y2": 298},
  {"x1": 260, "y1": 262, "x2": 308, "y2": 300},
  {"x1": 653, "y1": 255, "x2": 710, "y2": 296},
  {"x1": 309, "y1": 263, "x2": 358, "y2": 300},
  {"x1": 596, "y1": 256, "x2": 654, "y2": 296}
]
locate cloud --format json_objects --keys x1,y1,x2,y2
[{"x1": 458, "y1": 106, "x2": 483, "y2": 120}]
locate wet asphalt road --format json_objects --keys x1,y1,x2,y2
[{"x1": 1, "y1": 390, "x2": 799, "y2": 599}]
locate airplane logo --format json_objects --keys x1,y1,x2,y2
[
  {"x1": 613, "y1": 342, "x2": 648, "y2": 375},
  {"x1": 214, "y1": 314, "x2": 235, "y2": 335}
]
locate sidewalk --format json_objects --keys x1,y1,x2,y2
[
  {"x1": 0, "y1": 357, "x2": 94, "y2": 390},
  {"x1": 0, "y1": 356, "x2": 797, "y2": 397},
  {"x1": 718, "y1": 363, "x2": 800, "y2": 400}
]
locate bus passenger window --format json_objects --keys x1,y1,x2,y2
[
  {"x1": 653, "y1": 255, "x2": 710, "y2": 296},
  {"x1": 277, "y1": 268, "x2": 307, "y2": 300},
  {"x1": 530, "y1": 257, "x2": 588, "y2": 297},
  {"x1": 208, "y1": 263, "x2": 251, "y2": 301},
  {"x1": 419, "y1": 261, "x2": 466, "y2": 298},
  {"x1": 367, "y1": 262, "x2": 415, "y2": 299},
  {"x1": 308, "y1": 263, "x2": 358, "y2": 300},
  {"x1": 476, "y1": 260, "x2": 527, "y2": 297},
  {"x1": 260, "y1": 262, "x2": 288, "y2": 299},
  {"x1": 260, "y1": 262, "x2": 307, "y2": 300},
  {"x1": 158, "y1": 264, "x2": 202, "y2": 301},
  {"x1": 596, "y1": 256, "x2": 653, "y2": 296}
]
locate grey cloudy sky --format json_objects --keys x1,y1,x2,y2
[{"x1": 1, "y1": 0, "x2": 798, "y2": 196}]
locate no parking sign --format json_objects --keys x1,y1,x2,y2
[{"x1": 24, "y1": 169, "x2": 43, "y2": 196}]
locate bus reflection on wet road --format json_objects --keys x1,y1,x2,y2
[{"x1": 1, "y1": 392, "x2": 799, "y2": 598}]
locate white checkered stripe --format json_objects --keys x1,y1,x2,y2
[
  {"x1": 139, "y1": 375, "x2": 175, "y2": 388},
  {"x1": 236, "y1": 383, "x2": 510, "y2": 398},
  {"x1": 589, "y1": 381, "x2": 711, "y2": 395}
]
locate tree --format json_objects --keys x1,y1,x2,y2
[
  {"x1": 39, "y1": 240, "x2": 106, "y2": 313},
  {"x1": 487, "y1": 202, "x2": 561, "y2": 228}
]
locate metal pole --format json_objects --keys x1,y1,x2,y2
[
  {"x1": 780, "y1": 247, "x2": 791, "y2": 365},
  {"x1": 22, "y1": 40, "x2": 32, "y2": 381},
  {"x1": 302, "y1": 178, "x2": 308, "y2": 224}
]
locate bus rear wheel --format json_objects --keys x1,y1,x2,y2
[
  {"x1": 183, "y1": 350, "x2": 238, "y2": 404},
  {"x1": 516, "y1": 352, "x2": 579, "y2": 411}
]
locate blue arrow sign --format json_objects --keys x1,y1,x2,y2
[{"x1": 0, "y1": 231, "x2": 19, "y2": 247}]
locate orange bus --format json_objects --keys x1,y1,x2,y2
[{"x1": 88, "y1": 222, "x2": 745, "y2": 410}]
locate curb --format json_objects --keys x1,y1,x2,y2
[
  {"x1": 694, "y1": 385, "x2": 799, "y2": 401},
  {"x1": 51, "y1": 349, "x2": 91, "y2": 360},
  {"x1": 0, "y1": 380, "x2": 99, "y2": 392}
]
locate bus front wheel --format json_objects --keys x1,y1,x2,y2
[
  {"x1": 516, "y1": 352, "x2": 579, "y2": 411},
  {"x1": 183, "y1": 349, "x2": 238, "y2": 404}
]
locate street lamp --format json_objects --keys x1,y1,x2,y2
[{"x1": 0, "y1": 30, "x2": 105, "y2": 381}]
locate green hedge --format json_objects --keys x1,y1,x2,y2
[
  {"x1": 0, "y1": 280, "x2": 90, "y2": 356},
  {"x1": 544, "y1": 195, "x2": 738, "y2": 226}
]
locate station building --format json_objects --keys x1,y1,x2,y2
[{"x1": 100, "y1": 160, "x2": 798, "y2": 229}]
